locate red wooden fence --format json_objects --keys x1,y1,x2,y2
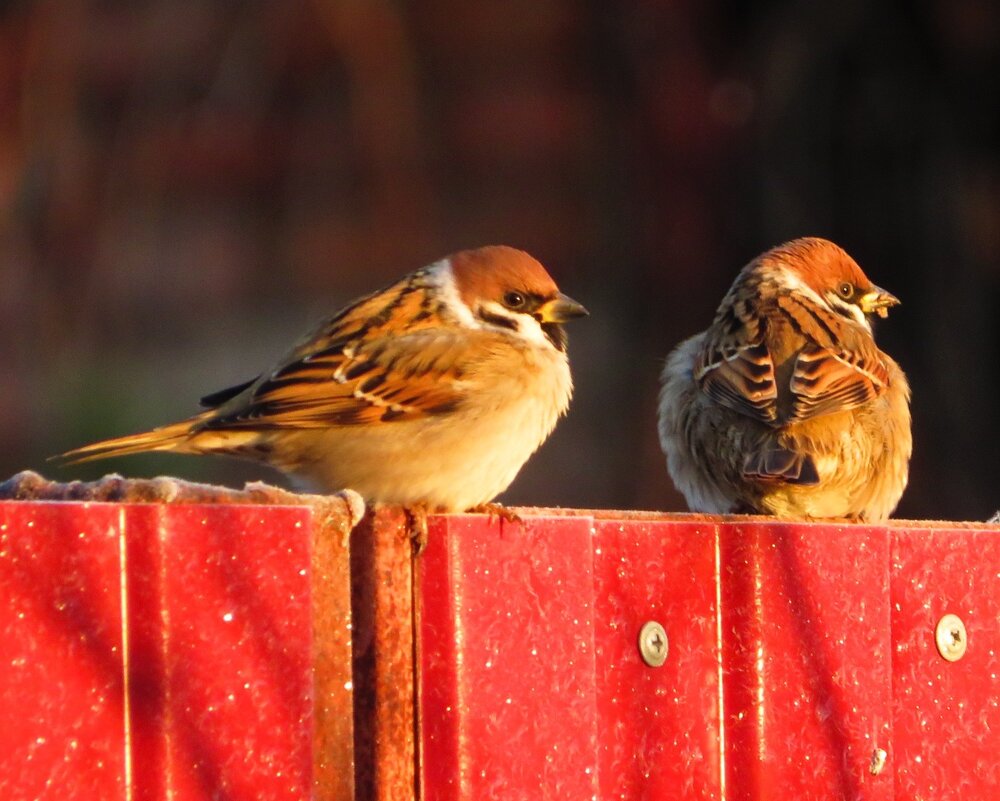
[{"x1": 1, "y1": 475, "x2": 997, "y2": 800}]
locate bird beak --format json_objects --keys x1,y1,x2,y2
[
  {"x1": 537, "y1": 293, "x2": 589, "y2": 323},
  {"x1": 859, "y1": 285, "x2": 901, "y2": 319}
]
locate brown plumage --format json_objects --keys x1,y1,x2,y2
[{"x1": 658, "y1": 237, "x2": 911, "y2": 521}]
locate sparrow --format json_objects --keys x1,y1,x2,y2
[
  {"x1": 60, "y1": 245, "x2": 588, "y2": 512},
  {"x1": 657, "y1": 237, "x2": 911, "y2": 521}
]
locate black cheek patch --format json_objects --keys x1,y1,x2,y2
[
  {"x1": 541, "y1": 322, "x2": 567, "y2": 352},
  {"x1": 476, "y1": 310, "x2": 519, "y2": 332}
]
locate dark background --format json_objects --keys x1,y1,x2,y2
[{"x1": 1, "y1": 0, "x2": 997, "y2": 519}]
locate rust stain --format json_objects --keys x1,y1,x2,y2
[
  {"x1": 351, "y1": 505, "x2": 417, "y2": 801},
  {"x1": 313, "y1": 500, "x2": 358, "y2": 801}
]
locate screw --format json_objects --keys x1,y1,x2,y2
[
  {"x1": 934, "y1": 613, "x2": 968, "y2": 662},
  {"x1": 638, "y1": 621, "x2": 668, "y2": 667},
  {"x1": 869, "y1": 747, "x2": 887, "y2": 776}
]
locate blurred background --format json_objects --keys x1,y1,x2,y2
[{"x1": 1, "y1": 0, "x2": 997, "y2": 519}]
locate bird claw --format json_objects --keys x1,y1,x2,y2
[
  {"x1": 404, "y1": 504, "x2": 430, "y2": 555},
  {"x1": 469, "y1": 502, "x2": 522, "y2": 526}
]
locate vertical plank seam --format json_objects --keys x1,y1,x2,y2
[
  {"x1": 411, "y1": 522, "x2": 422, "y2": 801},
  {"x1": 714, "y1": 524, "x2": 727, "y2": 801},
  {"x1": 118, "y1": 507, "x2": 133, "y2": 801}
]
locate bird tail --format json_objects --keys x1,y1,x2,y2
[
  {"x1": 55, "y1": 416, "x2": 209, "y2": 465},
  {"x1": 743, "y1": 448, "x2": 820, "y2": 485}
]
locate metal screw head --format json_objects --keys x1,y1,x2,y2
[
  {"x1": 935, "y1": 613, "x2": 968, "y2": 662},
  {"x1": 869, "y1": 747, "x2": 888, "y2": 776},
  {"x1": 638, "y1": 621, "x2": 668, "y2": 667}
]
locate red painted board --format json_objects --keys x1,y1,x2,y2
[
  {"x1": 591, "y1": 518, "x2": 721, "y2": 800},
  {"x1": 718, "y1": 522, "x2": 893, "y2": 801},
  {"x1": 0, "y1": 501, "x2": 314, "y2": 801},
  {"x1": 891, "y1": 526, "x2": 1000, "y2": 799},
  {"x1": 417, "y1": 513, "x2": 599, "y2": 801},
  {"x1": 0, "y1": 502, "x2": 128, "y2": 801},
  {"x1": 126, "y1": 504, "x2": 313, "y2": 801},
  {"x1": 7, "y1": 499, "x2": 1000, "y2": 801}
]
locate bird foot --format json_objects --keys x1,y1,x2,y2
[
  {"x1": 468, "y1": 502, "x2": 523, "y2": 525},
  {"x1": 404, "y1": 504, "x2": 430, "y2": 556}
]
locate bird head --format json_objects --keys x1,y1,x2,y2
[
  {"x1": 765, "y1": 237, "x2": 900, "y2": 332},
  {"x1": 448, "y1": 245, "x2": 588, "y2": 351}
]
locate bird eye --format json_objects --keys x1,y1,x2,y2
[
  {"x1": 503, "y1": 291, "x2": 526, "y2": 309},
  {"x1": 838, "y1": 282, "x2": 853, "y2": 298}
]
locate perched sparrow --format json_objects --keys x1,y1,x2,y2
[
  {"x1": 61, "y1": 246, "x2": 588, "y2": 512},
  {"x1": 658, "y1": 237, "x2": 911, "y2": 521}
]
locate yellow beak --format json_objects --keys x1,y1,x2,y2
[
  {"x1": 537, "y1": 293, "x2": 589, "y2": 323},
  {"x1": 859, "y1": 285, "x2": 900, "y2": 319}
]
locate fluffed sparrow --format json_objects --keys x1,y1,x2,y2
[
  {"x1": 658, "y1": 237, "x2": 911, "y2": 521},
  {"x1": 61, "y1": 245, "x2": 588, "y2": 512}
]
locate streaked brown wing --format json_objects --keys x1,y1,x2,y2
[
  {"x1": 787, "y1": 342, "x2": 890, "y2": 422},
  {"x1": 696, "y1": 341, "x2": 779, "y2": 424},
  {"x1": 694, "y1": 299, "x2": 779, "y2": 425},
  {"x1": 202, "y1": 271, "x2": 470, "y2": 429},
  {"x1": 206, "y1": 329, "x2": 470, "y2": 428}
]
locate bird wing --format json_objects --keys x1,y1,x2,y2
[
  {"x1": 200, "y1": 378, "x2": 257, "y2": 408},
  {"x1": 695, "y1": 291, "x2": 891, "y2": 426},
  {"x1": 786, "y1": 341, "x2": 890, "y2": 422},
  {"x1": 694, "y1": 298, "x2": 779, "y2": 425},
  {"x1": 776, "y1": 292, "x2": 892, "y2": 422},
  {"x1": 201, "y1": 274, "x2": 476, "y2": 429}
]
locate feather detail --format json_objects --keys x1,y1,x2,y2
[
  {"x1": 200, "y1": 378, "x2": 257, "y2": 408},
  {"x1": 208, "y1": 328, "x2": 474, "y2": 429},
  {"x1": 696, "y1": 338, "x2": 778, "y2": 424},
  {"x1": 188, "y1": 268, "x2": 476, "y2": 429},
  {"x1": 695, "y1": 289, "x2": 779, "y2": 424},
  {"x1": 786, "y1": 343, "x2": 888, "y2": 422},
  {"x1": 695, "y1": 259, "x2": 892, "y2": 426},
  {"x1": 742, "y1": 448, "x2": 820, "y2": 485},
  {"x1": 57, "y1": 415, "x2": 214, "y2": 464}
]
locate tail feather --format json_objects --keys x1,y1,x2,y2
[
  {"x1": 742, "y1": 448, "x2": 820, "y2": 485},
  {"x1": 55, "y1": 418, "x2": 205, "y2": 465}
]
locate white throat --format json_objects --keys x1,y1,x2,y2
[
  {"x1": 428, "y1": 258, "x2": 479, "y2": 328},
  {"x1": 777, "y1": 267, "x2": 872, "y2": 333},
  {"x1": 433, "y1": 258, "x2": 557, "y2": 350},
  {"x1": 824, "y1": 291, "x2": 871, "y2": 332}
]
